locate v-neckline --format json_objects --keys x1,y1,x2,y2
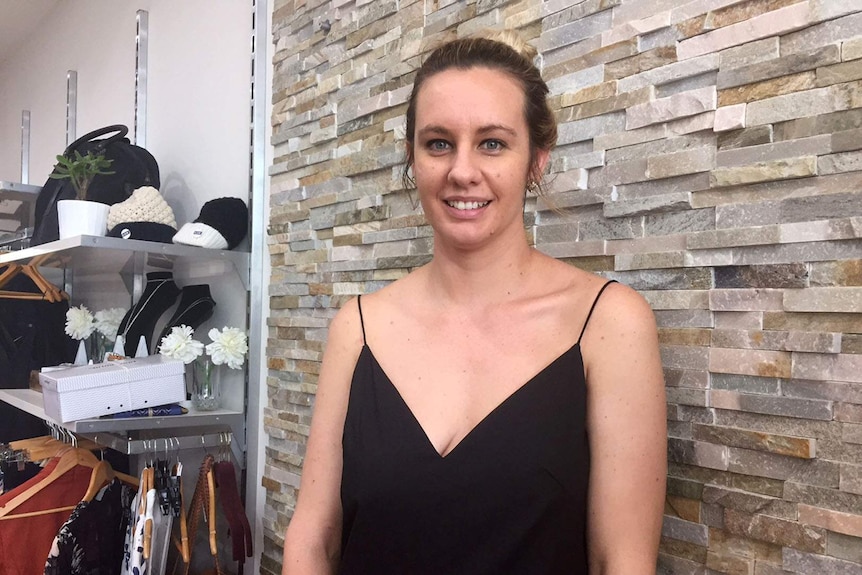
[{"x1": 362, "y1": 342, "x2": 582, "y2": 459}]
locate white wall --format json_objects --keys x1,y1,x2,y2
[{"x1": 0, "y1": 0, "x2": 253, "y2": 227}]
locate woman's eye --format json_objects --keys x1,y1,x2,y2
[
  {"x1": 427, "y1": 140, "x2": 450, "y2": 151},
  {"x1": 481, "y1": 139, "x2": 504, "y2": 151}
]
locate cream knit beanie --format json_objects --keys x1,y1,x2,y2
[{"x1": 107, "y1": 186, "x2": 176, "y2": 230}]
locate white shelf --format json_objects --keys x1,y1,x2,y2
[
  {"x1": 0, "y1": 234, "x2": 250, "y2": 289},
  {"x1": 0, "y1": 388, "x2": 244, "y2": 434}
]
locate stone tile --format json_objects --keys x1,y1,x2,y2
[
  {"x1": 784, "y1": 287, "x2": 862, "y2": 313},
  {"x1": 828, "y1": 531, "x2": 862, "y2": 565},
  {"x1": 720, "y1": 37, "x2": 780, "y2": 70},
  {"x1": 657, "y1": 552, "x2": 709, "y2": 575},
  {"x1": 845, "y1": 424, "x2": 862, "y2": 445},
  {"x1": 764, "y1": 312, "x2": 862, "y2": 334},
  {"x1": 729, "y1": 448, "x2": 839, "y2": 486},
  {"x1": 714, "y1": 104, "x2": 747, "y2": 132},
  {"x1": 820, "y1": 150, "x2": 862, "y2": 175},
  {"x1": 627, "y1": 86, "x2": 717, "y2": 130},
  {"x1": 604, "y1": 45, "x2": 677, "y2": 81},
  {"x1": 782, "y1": 11, "x2": 862, "y2": 55},
  {"x1": 712, "y1": 373, "x2": 779, "y2": 395},
  {"x1": 608, "y1": 267, "x2": 714, "y2": 290},
  {"x1": 662, "y1": 345, "x2": 711, "y2": 370},
  {"x1": 746, "y1": 81, "x2": 862, "y2": 127},
  {"x1": 785, "y1": 482, "x2": 862, "y2": 515},
  {"x1": 647, "y1": 147, "x2": 715, "y2": 180},
  {"x1": 837, "y1": 403, "x2": 862, "y2": 423},
  {"x1": 610, "y1": 136, "x2": 715, "y2": 168},
  {"x1": 817, "y1": 59, "x2": 862, "y2": 88},
  {"x1": 645, "y1": 208, "x2": 716, "y2": 236},
  {"x1": 718, "y1": 125, "x2": 774, "y2": 150},
  {"x1": 774, "y1": 108, "x2": 862, "y2": 141},
  {"x1": 618, "y1": 53, "x2": 719, "y2": 93},
  {"x1": 715, "y1": 264, "x2": 808, "y2": 289},
  {"x1": 792, "y1": 352, "x2": 862, "y2": 384},
  {"x1": 663, "y1": 515, "x2": 709, "y2": 546},
  {"x1": 841, "y1": 463, "x2": 862, "y2": 496},
  {"x1": 677, "y1": 3, "x2": 809, "y2": 60},
  {"x1": 845, "y1": 37, "x2": 862, "y2": 62},
  {"x1": 667, "y1": 387, "x2": 709, "y2": 407},
  {"x1": 711, "y1": 389, "x2": 832, "y2": 420},
  {"x1": 561, "y1": 80, "x2": 616, "y2": 107},
  {"x1": 593, "y1": 122, "x2": 666, "y2": 150},
  {"x1": 645, "y1": 290, "x2": 710, "y2": 310},
  {"x1": 709, "y1": 289, "x2": 785, "y2": 312},
  {"x1": 719, "y1": 71, "x2": 817, "y2": 107},
  {"x1": 714, "y1": 312, "x2": 764, "y2": 331},
  {"x1": 537, "y1": 8, "x2": 613, "y2": 53},
  {"x1": 602, "y1": 10, "x2": 671, "y2": 45},
  {"x1": 669, "y1": 438, "x2": 729, "y2": 470},
  {"x1": 546, "y1": 64, "x2": 605, "y2": 98},
  {"x1": 558, "y1": 111, "x2": 627, "y2": 145},
  {"x1": 832, "y1": 128, "x2": 862, "y2": 153},
  {"x1": 843, "y1": 334, "x2": 862, "y2": 354},
  {"x1": 782, "y1": 548, "x2": 862, "y2": 574},
  {"x1": 710, "y1": 157, "x2": 817, "y2": 188},
  {"x1": 640, "y1": 25, "x2": 682, "y2": 52},
  {"x1": 810, "y1": 0, "x2": 862, "y2": 21},
  {"x1": 565, "y1": 86, "x2": 654, "y2": 121},
  {"x1": 615, "y1": 250, "x2": 686, "y2": 269},
  {"x1": 703, "y1": 486, "x2": 798, "y2": 524},
  {"x1": 588, "y1": 158, "x2": 649, "y2": 187},
  {"x1": 718, "y1": 45, "x2": 841, "y2": 90},
  {"x1": 715, "y1": 134, "x2": 831, "y2": 168},
  {"x1": 655, "y1": 308, "x2": 715, "y2": 328},
  {"x1": 810, "y1": 260, "x2": 862, "y2": 287},
  {"x1": 711, "y1": 330, "x2": 841, "y2": 354},
  {"x1": 693, "y1": 424, "x2": 815, "y2": 459},
  {"x1": 724, "y1": 509, "x2": 826, "y2": 553},
  {"x1": 800, "y1": 504, "x2": 862, "y2": 539}
]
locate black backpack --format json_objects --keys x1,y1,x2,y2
[{"x1": 31, "y1": 124, "x2": 160, "y2": 245}]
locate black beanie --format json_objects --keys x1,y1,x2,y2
[{"x1": 172, "y1": 197, "x2": 249, "y2": 250}]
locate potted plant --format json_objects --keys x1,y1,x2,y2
[{"x1": 49, "y1": 151, "x2": 115, "y2": 239}]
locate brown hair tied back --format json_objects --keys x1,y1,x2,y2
[{"x1": 403, "y1": 30, "x2": 558, "y2": 193}]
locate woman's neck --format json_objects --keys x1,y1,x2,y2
[{"x1": 425, "y1": 235, "x2": 537, "y2": 306}]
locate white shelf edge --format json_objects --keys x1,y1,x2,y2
[{"x1": 0, "y1": 388, "x2": 244, "y2": 436}]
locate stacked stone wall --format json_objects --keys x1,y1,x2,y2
[{"x1": 263, "y1": 1, "x2": 862, "y2": 573}]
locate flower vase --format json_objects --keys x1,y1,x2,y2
[
  {"x1": 87, "y1": 332, "x2": 108, "y2": 363},
  {"x1": 192, "y1": 356, "x2": 222, "y2": 411}
]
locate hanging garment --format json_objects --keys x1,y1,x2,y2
[
  {"x1": 0, "y1": 457, "x2": 91, "y2": 575},
  {"x1": 43, "y1": 478, "x2": 135, "y2": 575},
  {"x1": 214, "y1": 460, "x2": 252, "y2": 573}
]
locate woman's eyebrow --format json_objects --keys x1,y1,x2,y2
[{"x1": 416, "y1": 123, "x2": 518, "y2": 138}]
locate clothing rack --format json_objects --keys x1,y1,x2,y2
[{"x1": 90, "y1": 431, "x2": 239, "y2": 462}]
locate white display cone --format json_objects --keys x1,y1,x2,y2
[
  {"x1": 134, "y1": 335, "x2": 149, "y2": 358},
  {"x1": 74, "y1": 340, "x2": 88, "y2": 365},
  {"x1": 112, "y1": 335, "x2": 126, "y2": 357}
]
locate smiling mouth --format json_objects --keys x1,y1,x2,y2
[{"x1": 445, "y1": 200, "x2": 490, "y2": 210}]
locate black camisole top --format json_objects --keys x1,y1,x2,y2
[{"x1": 339, "y1": 281, "x2": 616, "y2": 574}]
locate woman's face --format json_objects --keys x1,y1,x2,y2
[{"x1": 411, "y1": 67, "x2": 548, "y2": 251}]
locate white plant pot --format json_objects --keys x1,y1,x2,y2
[{"x1": 57, "y1": 199, "x2": 110, "y2": 239}]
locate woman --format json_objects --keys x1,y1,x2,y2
[{"x1": 283, "y1": 30, "x2": 666, "y2": 574}]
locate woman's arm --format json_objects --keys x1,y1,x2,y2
[
  {"x1": 282, "y1": 299, "x2": 364, "y2": 575},
  {"x1": 583, "y1": 284, "x2": 667, "y2": 575}
]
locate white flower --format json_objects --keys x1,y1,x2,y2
[
  {"x1": 158, "y1": 325, "x2": 204, "y2": 364},
  {"x1": 205, "y1": 327, "x2": 248, "y2": 369},
  {"x1": 94, "y1": 307, "x2": 127, "y2": 341},
  {"x1": 65, "y1": 305, "x2": 95, "y2": 341}
]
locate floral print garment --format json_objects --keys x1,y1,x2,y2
[{"x1": 44, "y1": 478, "x2": 135, "y2": 575}]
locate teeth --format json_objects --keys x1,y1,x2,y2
[{"x1": 447, "y1": 200, "x2": 489, "y2": 210}]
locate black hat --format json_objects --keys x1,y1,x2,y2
[
  {"x1": 108, "y1": 222, "x2": 178, "y2": 243},
  {"x1": 172, "y1": 197, "x2": 249, "y2": 250}
]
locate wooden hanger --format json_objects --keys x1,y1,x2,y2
[
  {"x1": 10, "y1": 435, "x2": 101, "y2": 462},
  {"x1": 207, "y1": 467, "x2": 218, "y2": 556},
  {"x1": 82, "y1": 458, "x2": 140, "y2": 502},
  {"x1": 0, "y1": 263, "x2": 68, "y2": 302},
  {"x1": 0, "y1": 447, "x2": 98, "y2": 518}
]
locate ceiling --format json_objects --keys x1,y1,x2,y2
[{"x1": 0, "y1": 0, "x2": 62, "y2": 66}]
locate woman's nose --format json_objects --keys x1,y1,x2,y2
[{"x1": 447, "y1": 149, "x2": 480, "y2": 187}]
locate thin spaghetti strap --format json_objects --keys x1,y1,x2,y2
[
  {"x1": 576, "y1": 280, "x2": 617, "y2": 345},
  {"x1": 356, "y1": 295, "x2": 367, "y2": 345}
]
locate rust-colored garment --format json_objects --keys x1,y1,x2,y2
[{"x1": 0, "y1": 457, "x2": 91, "y2": 575}]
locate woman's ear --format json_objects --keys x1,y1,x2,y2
[{"x1": 531, "y1": 148, "x2": 550, "y2": 183}]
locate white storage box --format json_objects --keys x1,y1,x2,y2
[{"x1": 40, "y1": 355, "x2": 186, "y2": 422}]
